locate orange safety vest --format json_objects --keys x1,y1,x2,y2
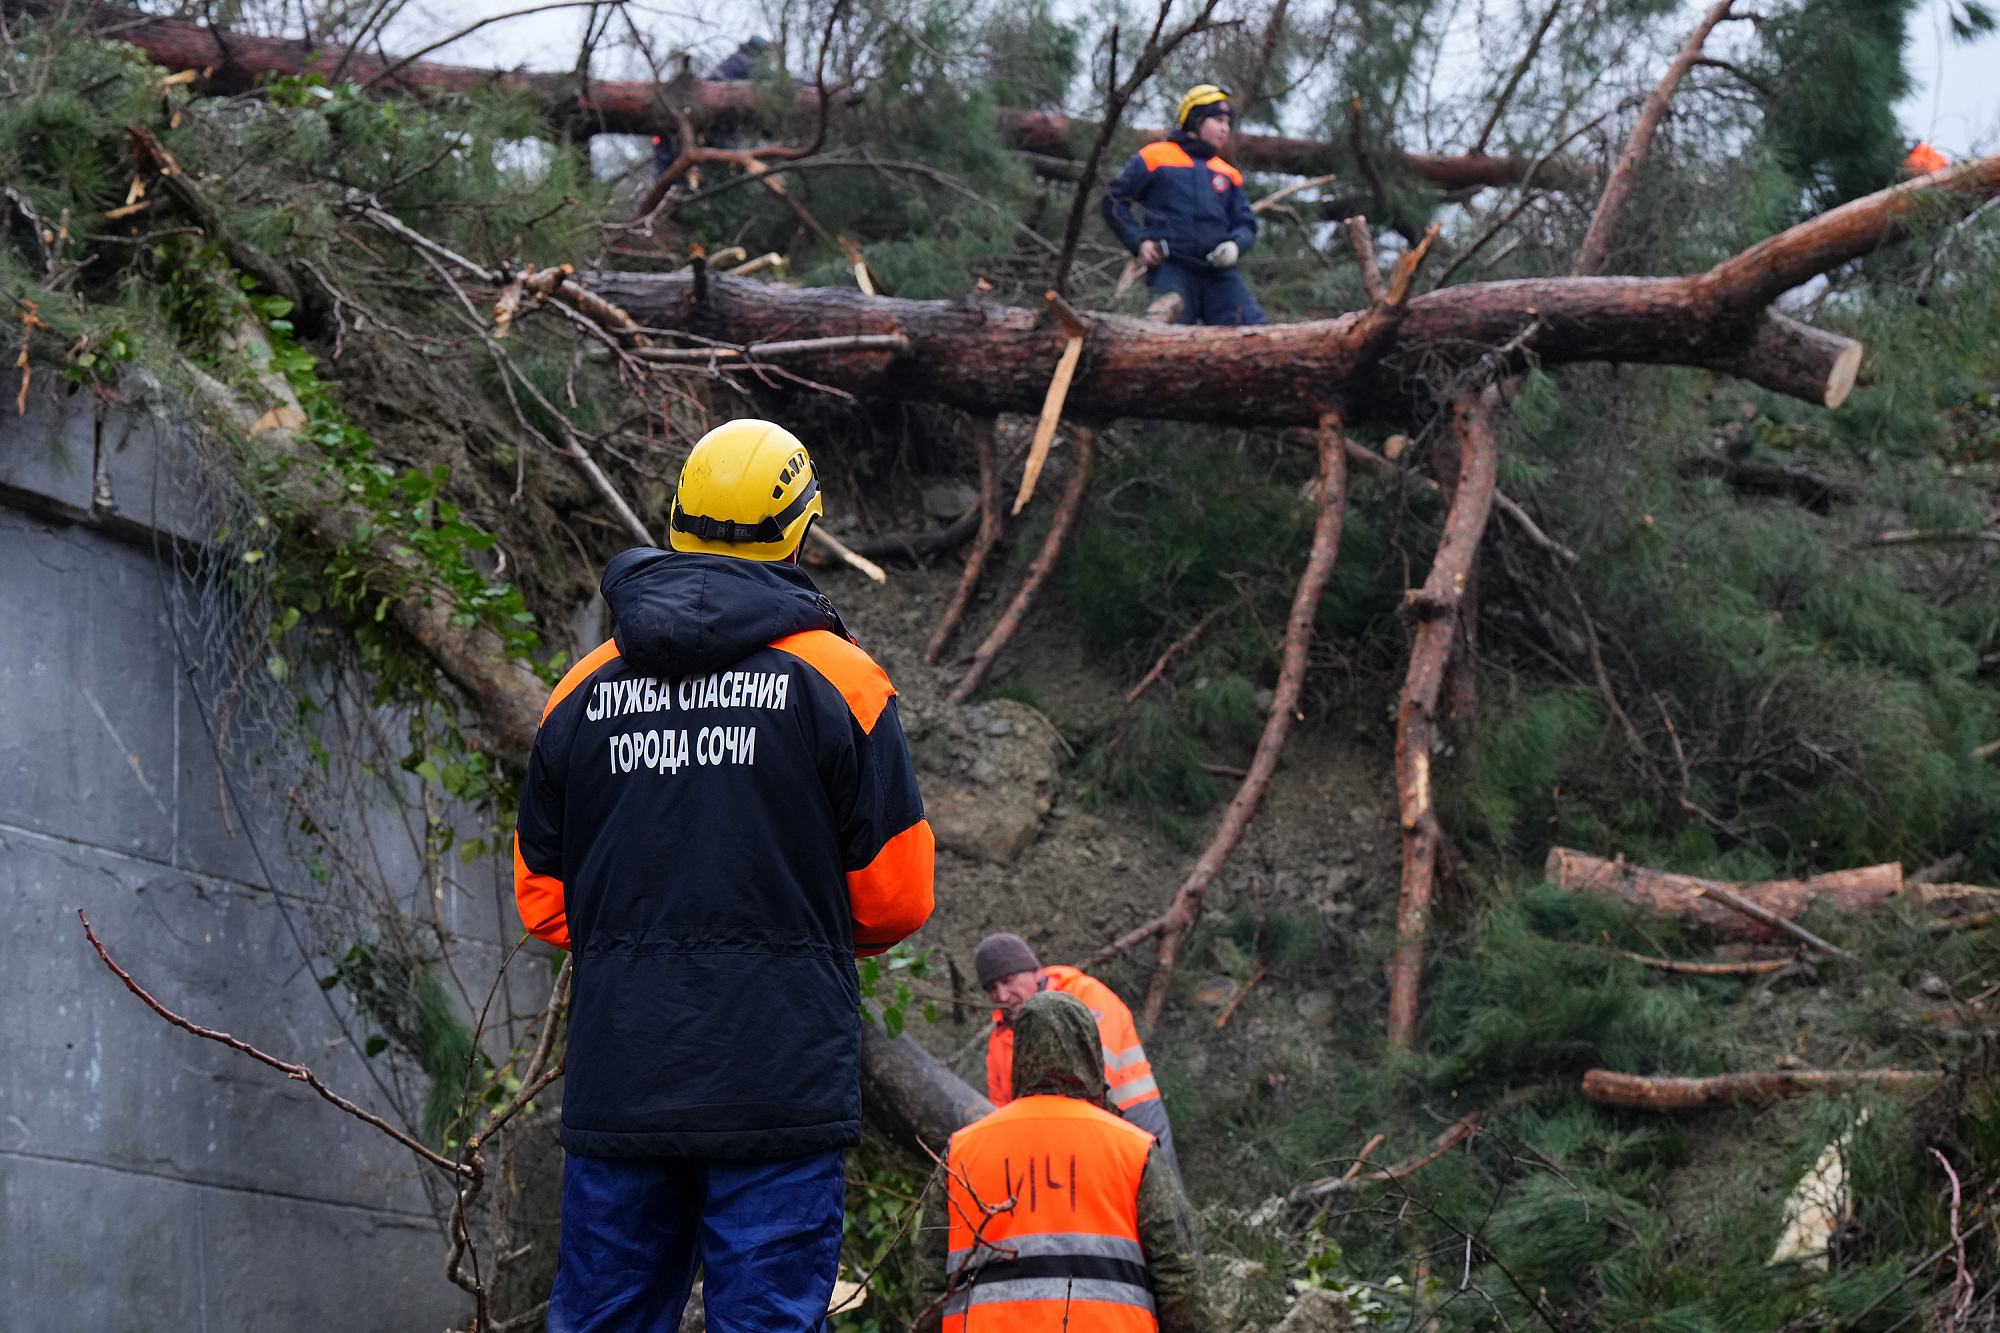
[
  {"x1": 943, "y1": 1094, "x2": 1158, "y2": 1332},
  {"x1": 988, "y1": 967, "x2": 1160, "y2": 1117}
]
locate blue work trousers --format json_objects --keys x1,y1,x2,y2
[
  {"x1": 548, "y1": 1150, "x2": 846, "y2": 1333},
  {"x1": 1147, "y1": 260, "x2": 1268, "y2": 326}
]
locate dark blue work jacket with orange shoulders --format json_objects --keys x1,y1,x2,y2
[
  {"x1": 1100, "y1": 132, "x2": 1258, "y2": 270},
  {"x1": 514, "y1": 549, "x2": 934, "y2": 1161}
]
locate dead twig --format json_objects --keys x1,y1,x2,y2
[
  {"x1": 1693, "y1": 882, "x2": 1853, "y2": 958},
  {"x1": 78, "y1": 910, "x2": 464, "y2": 1174},
  {"x1": 1214, "y1": 964, "x2": 1265, "y2": 1029}
]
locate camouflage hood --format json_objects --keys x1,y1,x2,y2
[{"x1": 1011, "y1": 991, "x2": 1110, "y2": 1105}]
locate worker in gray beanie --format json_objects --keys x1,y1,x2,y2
[{"x1": 973, "y1": 932, "x2": 1180, "y2": 1177}]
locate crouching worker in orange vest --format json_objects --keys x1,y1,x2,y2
[
  {"x1": 915, "y1": 991, "x2": 1210, "y2": 1331},
  {"x1": 977, "y1": 932, "x2": 1180, "y2": 1178}
]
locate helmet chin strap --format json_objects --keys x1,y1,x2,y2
[{"x1": 788, "y1": 515, "x2": 816, "y2": 565}]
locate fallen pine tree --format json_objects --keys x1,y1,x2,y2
[{"x1": 9, "y1": 0, "x2": 1585, "y2": 196}]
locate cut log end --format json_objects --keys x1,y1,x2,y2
[{"x1": 1824, "y1": 339, "x2": 1863, "y2": 409}]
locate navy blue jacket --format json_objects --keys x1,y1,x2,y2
[
  {"x1": 1100, "y1": 131, "x2": 1258, "y2": 270},
  {"x1": 515, "y1": 550, "x2": 934, "y2": 1159}
]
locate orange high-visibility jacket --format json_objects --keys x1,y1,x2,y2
[
  {"x1": 988, "y1": 966, "x2": 1159, "y2": 1117},
  {"x1": 943, "y1": 1094, "x2": 1159, "y2": 1332}
]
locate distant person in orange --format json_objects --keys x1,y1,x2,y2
[
  {"x1": 975, "y1": 932, "x2": 1180, "y2": 1177},
  {"x1": 1906, "y1": 141, "x2": 1949, "y2": 175}
]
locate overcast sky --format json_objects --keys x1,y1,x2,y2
[{"x1": 377, "y1": 0, "x2": 2000, "y2": 159}]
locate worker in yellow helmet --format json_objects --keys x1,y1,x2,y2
[
  {"x1": 516, "y1": 417, "x2": 935, "y2": 1332},
  {"x1": 1101, "y1": 84, "x2": 1267, "y2": 326}
]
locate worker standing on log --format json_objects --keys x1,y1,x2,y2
[
  {"x1": 976, "y1": 932, "x2": 1181, "y2": 1177},
  {"x1": 1100, "y1": 85, "x2": 1266, "y2": 327},
  {"x1": 917, "y1": 991, "x2": 1210, "y2": 1330},
  {"x1": 515, "y1": 418, "x2": 936, "y2": 1332}
]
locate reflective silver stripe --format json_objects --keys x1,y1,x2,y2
[
  {"x1": 1102, "y1": 1044, "x2": 1150, "y2": 1071},
  {"x1": 948, "y1": 1232, "x2": 1146, "y2": 1273},
  {"x1": 945, "y1": 1278, "x2": 1157, "y2": 1313},
  {"x1": 1111, "y1": 1074, "x2": 1160, "y2": 1106}
]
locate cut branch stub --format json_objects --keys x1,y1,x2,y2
[{"x1": 1386, "y1": 386, "x2": 1502, "y2": 1050}]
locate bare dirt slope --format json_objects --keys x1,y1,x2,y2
[{"x1": 812, "y1": 519, "x2": 1410, "y2": 1206}]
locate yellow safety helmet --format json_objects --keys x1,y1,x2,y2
[
  {"x1": 1177, "y1": 84, "x2": 1233, "y2": 129},
  {"x1": 669, "y1": 418, "x2": 823, "y2": 561}
]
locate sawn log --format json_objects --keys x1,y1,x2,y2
[
  {"x1": 1582, "y1": 1067, "x2": 1942, "y2": 1110},
  {"x1": 1547, "y1": 847, "x2": 1903, "y2": 943}
]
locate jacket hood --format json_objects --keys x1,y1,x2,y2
[
  {"x1": 1011, "y1": 991, "x2": 1110, "y2": 1106},
  {"x1": 1169, "y1": 129, "x2": 1218, "y2": 161},
  {"x1": 601, "y1": 548, "x2": 847, "y2": 677}
]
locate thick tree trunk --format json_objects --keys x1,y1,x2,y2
[
  {"x1": 1582, "y1": 1067, "x2": 1940, "y2": 1110},
  {"x1": 858, "y1": 1026, "x2": 993, "y2": 1155},
  {"x1": 588, "y1": 152, "x2": 1998, "y2": 420},
  {"x1": 1546, "y1": 847, "x2": 1904, "y2": 943},
  {"x1": 1385, "y1": 388, "x2": 1500, "y2": 1049}
]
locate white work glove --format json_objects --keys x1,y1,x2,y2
[{"x1": 1206, "y1": 240, "x2": 1239, "y2": 268}]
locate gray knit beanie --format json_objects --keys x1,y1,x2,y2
[{"x1": 973, "y1": 932, "x2": 1042, "y2": 989}]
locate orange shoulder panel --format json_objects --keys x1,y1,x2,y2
[
  {"x1": 849, "y1": 818, "x2": 936, "y2": 955},
  {"x1": 771, "y1": 629, "x2": 896, "y2": 733},
  {"x1": 541, "y1": 638, "x2": 622, "y2": 723},
  {"x1": 986, "y1": 1018, "x2": 1014, "y2": 1105},
  {"x1": 513, "y1": 833, "x2": 569, "y2": 950},
  {"x1": 1210, "y1": 156, "x2": 1244, "y2": 186},
  {"x1": 1139, "y1": 140, "x2": 1196, "y2": 170}
]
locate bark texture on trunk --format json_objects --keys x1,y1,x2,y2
[
  {"x1": 1546, "y1": 847, "x2": 1904, "y2": 943},
  {"x1": 1582, "y1": 1067, "x2": 1941, "y2": 1110},
  {"x1": 858, "y1": 1026, "x2": 993, "y2": 1155},
  {"x1": 1385, "y1": 388, "x2": 1500, "y2": 1050},
  {"x1": 585, "y1": 151, "x2": 1994, "y2": 420}
]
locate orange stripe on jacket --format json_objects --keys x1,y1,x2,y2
[
  {"x1": 1138, "y1": 140, "x2": 1195, "y2": 171},
  {"x1": 771, "y1": 629, "x2": 896, "y2": 732},
  {"x1": 513, "y1": 833, "x2": 569, "y2": 949},
  {"x1": 849, "y1": 818, "x2": 935, "y2": 956},
  {"x1": 541, "y1": 638, "x2": 623, "y2": 722}
]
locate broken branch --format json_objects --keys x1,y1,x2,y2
[
  {"x1": 1386, "y1": 387, "x2": 1502, "y2": 1049},
  {"x1": 948, "y1": 426, "x2": 1094, "y2": 705},
  {"x1": 1137, "y1": 413, "x2": 1350, "y2": 1031}
]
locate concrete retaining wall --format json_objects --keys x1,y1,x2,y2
[{"x1": 0, "y1": 382, "x2": 509, "y2": 1330}]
